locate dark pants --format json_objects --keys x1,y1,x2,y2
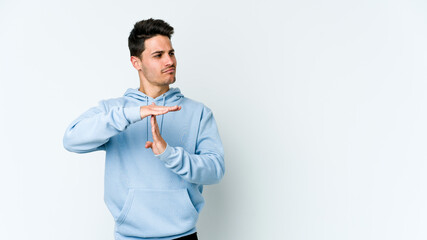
[{"x1": 174, "y1": 232, "x2": 198, "y2": 240}]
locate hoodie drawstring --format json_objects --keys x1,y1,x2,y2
[{"x1": 145, "y1": 97, "x2": 148, "y2": 143}]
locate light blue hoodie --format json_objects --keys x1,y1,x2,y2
[{"x1": 63, "y1": 87, "x2": 225, "y2": 240}]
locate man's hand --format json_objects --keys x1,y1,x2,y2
[
  {"x1": 145, "y1": 114, "x2": 168, "y2": 155},
  {"x1": 140, "y1": 102, "x2": 181, "y2": 120}
]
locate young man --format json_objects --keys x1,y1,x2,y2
[{"x1": 63, "y1": 18, "x2": 225, "y2": 240}]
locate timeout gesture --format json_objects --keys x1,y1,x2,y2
[{"x1": 142, "y1": 103, "x2": 181, "y2": 155}]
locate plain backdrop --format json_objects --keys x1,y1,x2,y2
[{"x1": 1, "y1": 0, "x2": 427, "y2": 239}]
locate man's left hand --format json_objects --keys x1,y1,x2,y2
[{"x1": 145, "y1": 115, "x2": 167, "y2": 155}]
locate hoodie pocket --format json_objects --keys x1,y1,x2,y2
[{"x1": 115, "y1": 188, "x2": 199, "y2": 238}]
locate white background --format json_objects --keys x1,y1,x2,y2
[{"x1": 1, "y1": 0, "x2": 427, "y2": 239}]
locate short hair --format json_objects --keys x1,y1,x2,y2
[{"x1": 128, "y1": 18, "x2": 174, "y2": 58}]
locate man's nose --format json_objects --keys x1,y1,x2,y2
[{"x1": 164, "y1": 55, "x2": 174, "y2": 66}]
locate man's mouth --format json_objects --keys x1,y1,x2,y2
[{"x1": 162, "y1": 67, "x2": 175, "y2": 73}]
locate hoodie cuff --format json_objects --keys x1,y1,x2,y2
[
  {"x1": 123, "y1": 106, "x2": 142, "y2": 124},
  {"x1": 155, "y1": 143, "x2": 173, "y2": 161}
]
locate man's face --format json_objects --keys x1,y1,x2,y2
[{"x1": 137, "y1": 35, "x2": 177, "y2": 87}]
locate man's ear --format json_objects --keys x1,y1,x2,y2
[{"x1": 130, "y1": 56, "x2": 142, "y2": 71}]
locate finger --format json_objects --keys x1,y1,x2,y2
[
  {"x1": 145, "y1": 141, "x2": 152, "y2": 149},
  {"x1": 150, "y1": 115, "x2": 156, "y2": 135},
  {"x1": 152, "y1": 106, "x2": 181, "y2": 114},
  {"x1": 152, "y1": 106, "x2": 177, "y2": 111},
  {"x1": 149, "y1": 105, "x2": 170, "y2": 112},
  {"x1": 167, "y1": 106, "x2": 182, "y2": 112},
  {"x1": 151, "y1": 108, "x2": 170, "y2": 115},
  {"x1": 151, "y1": 115, "x2": 161, "y2": 141},
  {"x1": 146, "y1": 105, "x2": 181, "y2": 117}
]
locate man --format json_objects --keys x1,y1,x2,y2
[{"x1": 63, "y1": 18, "x2": 225, "y2": 240}]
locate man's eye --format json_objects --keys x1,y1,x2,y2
[
  {"x1": 169, "y1": 52, "x2": 175, "y2": 56},
  {"x1": 154, "y1": 55, "x2": 161, "y2": 58}
]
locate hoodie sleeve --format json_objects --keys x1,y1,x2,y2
[
  {"x1": 63, "y1": 100, "x2": 142, "y2": 153},
  {"x1": 155, "y1": 106, "x2": 225, "y2": 185}
]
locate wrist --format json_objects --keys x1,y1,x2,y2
[
  {"x1": 124, "y1": 106, "x2": 143, "y2": 123},
  {"x1": 155, "y1": 143, "x2": 171, "y2": 158}
]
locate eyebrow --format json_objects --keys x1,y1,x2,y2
[{"x1": 151, "y1": 49, "x2": 175, "y2": 55}]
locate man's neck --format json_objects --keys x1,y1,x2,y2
[{"x1": 138, "y1": 83, "x2": 170, "y2": 99}]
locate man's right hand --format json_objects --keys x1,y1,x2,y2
[{"x1": 140, "y1": 102, "x2": 182, "y2": 120}]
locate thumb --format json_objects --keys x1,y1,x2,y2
[{"x1": 145, "y1": 141, "x2": 153, "y2": 149}]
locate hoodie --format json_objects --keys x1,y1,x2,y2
[{"x1": 63, "y1": 87, "x2": 225, "y2": 240}]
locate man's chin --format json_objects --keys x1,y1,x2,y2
[
  {"x1": 167, "y1": 77, "x2": 176, "y2": 84},
  {"x1": 159, "y1": 78, "x2": 175, "y2": 86}
]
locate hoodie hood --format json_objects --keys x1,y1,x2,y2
[
  {"x1": 124, "y1": 87, "x2": 184, "y2": 105},
  {"x1": 123, "y1": 87, "x2": 184, "y2": 143}
]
